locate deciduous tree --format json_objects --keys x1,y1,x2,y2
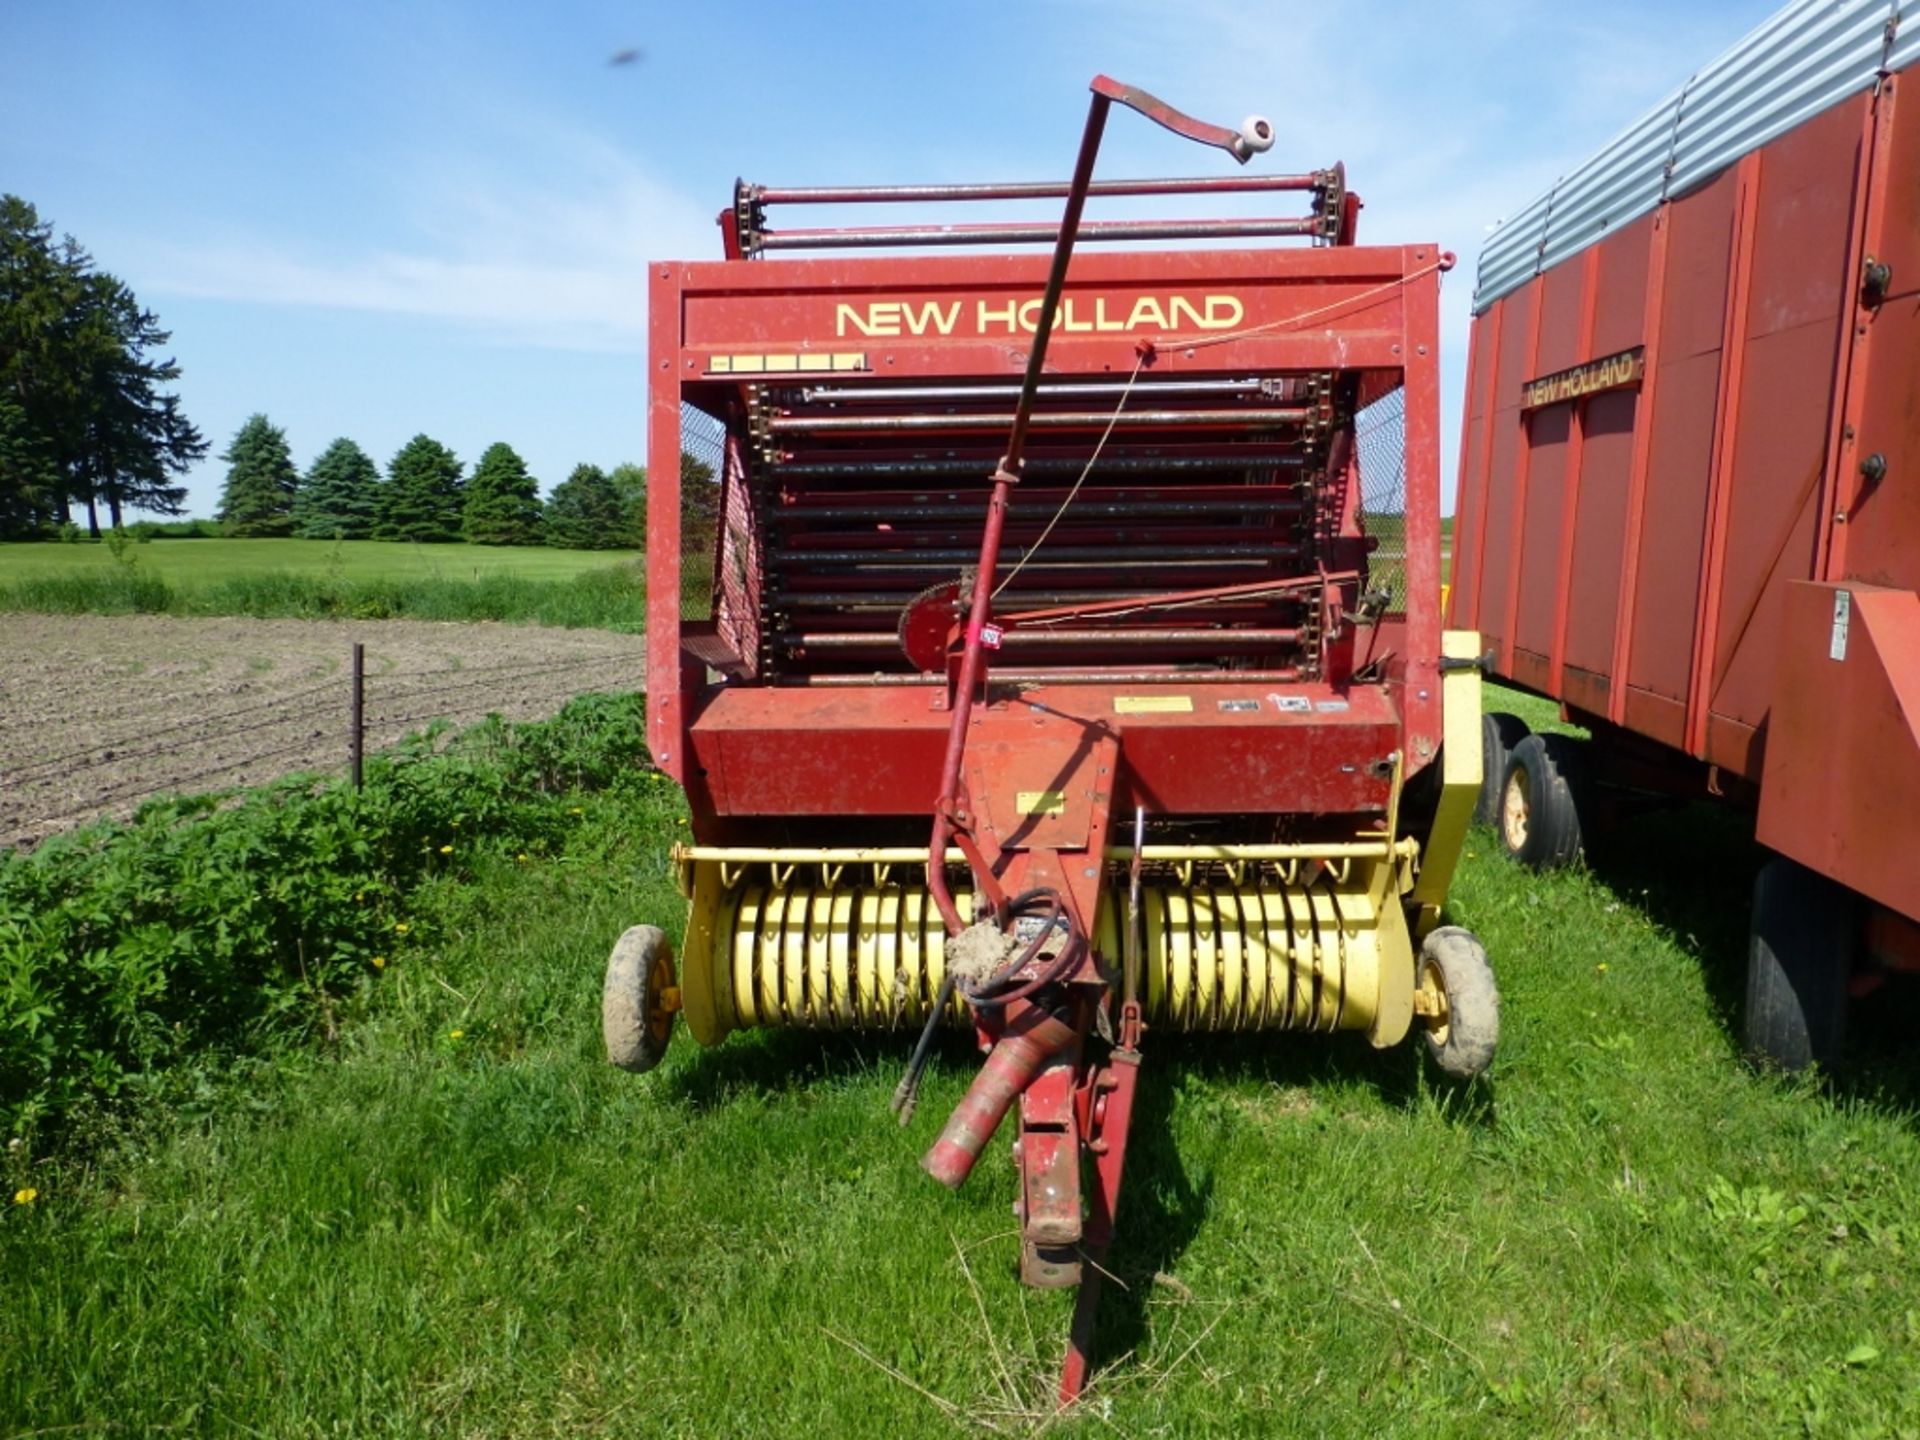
[
  {"x1": 679, "y1": 450, "x2": 720, "y2": 558},
  {"x1": 609, "y1": 462, "x2": 646, "y2": 548},
  {"x1": 543, "y1": 463, "x2": 623, "y2": 550}
]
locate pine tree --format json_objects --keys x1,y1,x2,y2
[
  {"x1": 215, "y1": 413, "x2": 299, "y2": 536},
  {"x1": 1, "y1": 194, "x2": 205, "y2": 534},
  {"x1": 0, "y1": 396, "x2": 61, "y2": 536},
  {"x1": 376, "y1": 434, "x2": 464, "y2": 542},
  {"x1": 544, "y1": 463, "x2": 624, "y2": 550},
  {"x1": 463, "y1": 441, "x2": 544, "y2": 545},
  {"x1": 293, "y1": 437, "x2": 380, "y2": 539}
]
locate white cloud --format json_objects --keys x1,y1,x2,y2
[{"x1": 141, "y1": 134, "x2": 714, "y2": 352}]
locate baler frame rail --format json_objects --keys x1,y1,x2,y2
[{"x1": 725, "y1": 161, "x2": 1356, "y2": 259}]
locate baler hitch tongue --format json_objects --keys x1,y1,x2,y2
[{"x1": 911, "y1": 74, "x2": 1281, "y2": 1410}]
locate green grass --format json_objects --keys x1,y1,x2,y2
[
  {"x1": 0, "y1": 538, "x2": 636, "y2": 584},
  {"x1": 6, "y1": 773, "x2": 1920, "y2": 1435},
  {"x1": 1485, "y1": 680, "x2": 1583, "y2": 738},
  {"x1": 0, "y1": 539, "x2": 652, "y2": 629}
]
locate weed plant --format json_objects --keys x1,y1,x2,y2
[
  {"x1": 0, "y1": 565, "x2": 649, "y2": 629},
  {"x1": 0, "y1": 692, "x2": 652, "y2": 1142}
]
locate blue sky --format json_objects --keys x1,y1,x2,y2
[{"x1": 2, "y1": 0, "x2": 1762, "y2": 518}]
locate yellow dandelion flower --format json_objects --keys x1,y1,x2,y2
[
  {"x1": 439, "y1": 844, "x2": 454, "y2": 854},
  {"x1": 394, "y1": 921, "x2": 411, "y2": 934},
  {"x1": 448, "y1": 1029, "x2": 465, "y2": 1041},
  {"x1": 371, "y1": 956, "x2": 386, "y2": 970},
  {"x1": 516, "y1": 852, "x2": 529, "y2": 863},
  {"x1": 12, "y1": 1187, "x2": 36, "y2": 1206},
  {"x1": 569, "y1": 806, "x2": 584, "y2": 816},
  {"x1": 1596, "y1": 962, "x2": 1609, "y2": 973}
]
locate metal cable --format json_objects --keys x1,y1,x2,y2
[
  {"x1": 1159, "y1": 257, "x2": 1451, "y2": 352},
  {"x1": 364, "y1": 651, "x2": 638, "y2": 711},
  {"x1": 991, "y1": 355, "x2": 1146, "y2": 599}
]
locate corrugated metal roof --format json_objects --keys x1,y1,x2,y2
[{"x1": 1474, "y1": 0, "x2": 1916, "y2": 314}]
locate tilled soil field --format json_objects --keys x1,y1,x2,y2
[{"x1": 1, "y1": 614, "x2": 644, "y2": 849}]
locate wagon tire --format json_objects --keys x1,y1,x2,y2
[
  {"x1": 1419, "y1": 927, "x2": 1499, "y2": 1081},
  {"x1": 1744, "y1": 857, "x2": 1854, "y2": 1071},
  {"x1": 1499, "y1": 732, "x2": 1586, "y2": 870},
  {"x1": 1476, "y1": 712, "x2": 1531, "y2": 827},
  {"x1": 604, "y1": 925, "x2": 677, "y2": 1074}
]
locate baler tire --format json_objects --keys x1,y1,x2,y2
[
  {"x1": 1419, "y1": 927, "x2": 1499, "y2": 1081},
  {"x1": 1744, "y1": 858, "x2": 1855, "y2": 1072},
  {"x1": 604, "y1": 925, "x2": 676, "y2": 1074},
  {"x1": 1476, "y1": 712, "x2": 1531, "y2": 827},
  {"x1": 1499, "y1": 733, "x2": 1586, "y2": 870}
]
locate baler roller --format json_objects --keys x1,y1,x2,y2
[
  {"x1": 783, "y1": 627, "x2": 1303, "y2": 653},
  {"x1": 794, "y1": 377, "x2": 1288, "y2": 404},
  {"x1": 766, "y1": 407, "x2": 1312, "y2": 434},
  {"x1": 769, "y1": 455, "x2": 1309, "y2": 479},
  {"x1": 785, "y1": 667, "x2": 1307, "y2": 685},
  {"x1": 772, "y1": 495, "x2": 1306, "y2": 522},
  {"x1": 679, "y1": 860, "x2": 1413, "y2": 1045},
  {"x1": 780, "y1": 543, "x2": 1298, "y2": 565}
]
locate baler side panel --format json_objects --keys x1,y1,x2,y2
[
  {"x1": 1447, "y1": 311, "x2": 1490, "y2": 627},
  {"x1": 647, "y1": 266, "x2": 688, "y2": 778}
]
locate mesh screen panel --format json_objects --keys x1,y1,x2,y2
[
  {"x1": 680, "y1": 402, "x2": 728, "y2": 624},
  {"x1": 1353, "y1": 387, "x2": 1408, "y2": 615}
]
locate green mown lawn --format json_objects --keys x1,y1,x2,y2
[
  {"x1": 0, "y1": 539, "x2": 659, "y2": 628},
  {"x1": 0, "y1": 537, "x2": 636, "y2": 585}
]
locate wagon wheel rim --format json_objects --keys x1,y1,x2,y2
[
  {"x1": 1501, "y1": 766, "x2": 1530, "y2": 851},
  {"x1": 648, "y1": 948, "x2": 678, "y2": 1048},
  {"x1": 1417, "y1": 957, "x2": 1451, "y2": 1046}
]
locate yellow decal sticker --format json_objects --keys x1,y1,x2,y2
[
  {"x1": 1016, "y1": 790, "x2": 1067, "y2": 816},
  {"x1": 709, "y1": 353, "x2": 867, "y2": 375},
  {"x1": 1114, "y1": 696, "x2": 1194, "y2": 714}
]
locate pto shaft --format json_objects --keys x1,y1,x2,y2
[{"x1": 921, "y1": 1005, "x2": 1078, "y2": 1189}]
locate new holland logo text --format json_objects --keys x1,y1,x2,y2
[
  {"x1": 834, "y1": 294, "x2": 1245, "y2": 339},
  {"x1": 1520, "y1": 346, "x2": 1646, "y2": 410}
]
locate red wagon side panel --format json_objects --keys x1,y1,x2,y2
[
  {"x1": 1699, "y1": 97, "x2": 1865, "y2": 776},
  {"x1": 1558, "y1": 221, "x2": 1652, "y2": 716}
]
